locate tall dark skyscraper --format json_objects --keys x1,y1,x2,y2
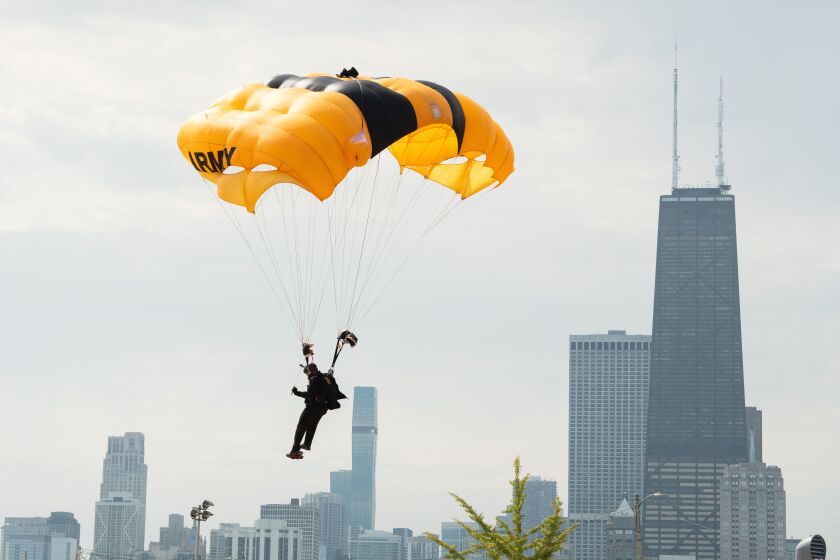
[
  {"x1": 350, "y1": 387, "x2": 377, "y2": 530},
  {"x1": 643, "y1": 186, "x2": 748, "y2": 560}
]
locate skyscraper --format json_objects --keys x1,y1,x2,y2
[
  {"x1": 350, "y1": 387, "x2": 377, "y2": 530},
  {"x1": 93, "y1": 432, "x2": 148, "y2": 560},
  {"x1": 643, "y1": 186, "x2": 749, "y2": 560},
  {"x1": 719, "y1": 463, "x2": 786, "y2": 560},
  {"x1": 302, "y1": 493, "x2": 349, "y2": 560},
  {"x1": 568, "y1": 331, "x2": 650, "y2": 560},
  {"x1": 260, "y1": 500, "x2": 320, "y2": 560}
]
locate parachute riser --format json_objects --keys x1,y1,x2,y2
[{"x1": 331, "y1": 330, "x2": 358, "y2": 368}]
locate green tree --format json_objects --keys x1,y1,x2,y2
[{"x1": 425, "y1": 457, "x2": 576, "y2": 560}]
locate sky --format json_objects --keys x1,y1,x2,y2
[{"x1": 1, "y1": 0, "x2": 839, "y2": 553}]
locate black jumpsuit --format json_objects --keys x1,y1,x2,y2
[{"x1": 291, "y1": 374, "x2": 329, "y2": 452}]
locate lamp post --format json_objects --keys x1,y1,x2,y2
[
  {"x1": 190, "y1": 500, "x2": 214, "y2": 560},
  {"x1": 634, "y1": 492, "x2": 664, "y2": 560}
]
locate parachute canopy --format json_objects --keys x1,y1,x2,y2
[
  {"x1": 177, "y1": 73, "x2": 514, "y2": 211},
  {"x1": 177, "y1": 72, "x2": 515, "y2": 345}
]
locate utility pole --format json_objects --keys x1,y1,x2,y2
[{"x1": 190, "y1": 500, "x2": 214, "y2": 560}]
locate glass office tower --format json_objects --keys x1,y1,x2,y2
[
  {"x1": 643, "y1": 187, "x2": 749, "y2": 560},
  {"x1": 350, "y1": 387, "x2": 377, "y2": 530}
]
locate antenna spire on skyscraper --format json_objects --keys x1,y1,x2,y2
[
  {"x1": 716, "y1": 77, "x2": 729, "y2": 190},
  {"x1": 671, "y1": 38, "x2": 680, "y2": 192}
]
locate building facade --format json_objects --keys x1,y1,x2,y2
[
  {"x1": 208, "y1": 520, "x2": 302, "y2": 560},
  {"x1": 93, "y1": 432, "x2": 148, "y2": 560},
  {"x1": 406, "y1": 535, "x2": 439, "y2": 560},
  {"x1": 45, "y1": 515, "x2": 79, "y2": 544},
  {"x1": 440, "y1": 523, "x2": 487, "y2": 560},
  {"x1": 604, "y1": 500, "x2": 634, "y2": 560},
  {"x1": 1, "y1": 514, "x2": 79, "y2": 560},
  {"x1": 643, "y1": 187, "x2": 749, "y2": 560},
  {"x1": 145, "y1": 514, "x2": 202, "y2": 560},
  {"x1": 260, "y1": 500, "x2": 320, "y2": 560},
  {"x1": 568, "y1": 331, "x2": 650, "y2": 560},
  {"x1": 302, "y1": 493, "x2": 348, "y2": 560},
  {"x1": 523, "y1": 477, "x2": 558, "y2": 533},
  {"x1": 348, "y1": 530, "x2": 400, "y2": 560},
  {"x1": 94, "y1": 494, "x2": 146, "y2": 560},
  {"x1": 744, "y1": 408, "x2": 762, "y2": 464},
  {"x1": 329, "y1": 471, "x2": 352, "y2": 512},
  {"x1": 719, "y1": 464, "x2": 786, "y2": 560},
  {"x1": 350, "y1": 387, "x2": 378, "y2": 530}
]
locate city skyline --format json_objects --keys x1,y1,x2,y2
[{"x1": 1, "y1": 0, "x2": 838, "y2": 553}]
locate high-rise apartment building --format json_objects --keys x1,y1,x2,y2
[
  {"x1": 720, "y1": 464, "x2": 786, "y2": 560},
  {"x1": 1, "y1": 514, "x2": 80, "y2": 560},
  {"x1": 643, "y1": 186, "x2": 749, "y2": 560},
  {"x1": 303, "y1": 493, "x2": 349, "y2": 560},
  {"x1": 93, "y1": 433, "x2": 148, "y2": 560},
  {"x1": 350, "y1": 387, "x2": 378, "y2": 530},
  {"x1": 568, "y1": 331, "x2": 650, "y2": 560},
  {"x1": 208, "y1": 520, "x2": 302, "y2": 560},
  {"x1": 260, "y1": 500, "x2": 320, "y2": 560},
  {"x1": 745, "y1": 407, "x2": 763, "y2": 464}
]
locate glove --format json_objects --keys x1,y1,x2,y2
[
  {"x1": 327, "y1": 368, "x2": 334, "y2": 376},
  {"x1": 292, "y1": 386, "x2": 299, "y2": 396}
]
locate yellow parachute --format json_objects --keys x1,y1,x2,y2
[{"x1": 177, "y1": 71, "x2": 515, "y2": 355}]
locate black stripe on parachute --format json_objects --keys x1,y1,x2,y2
[
  {"x1": 267, "y1": 74, "x2": 418, "y2": 157},
  {"x1": 417, "y1": 80, "x2": 465, "y2": 151}
]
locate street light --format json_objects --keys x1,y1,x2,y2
[
  {"x1": 634, "y1": 492, "x2": 664, "y2": 560},
  {"x1": 190, "y1": 500, "x2": 214, "y2": 560}
]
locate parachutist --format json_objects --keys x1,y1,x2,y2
[{"x1": 288, "y1": 363, "x2": 346, "y2": 460}]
